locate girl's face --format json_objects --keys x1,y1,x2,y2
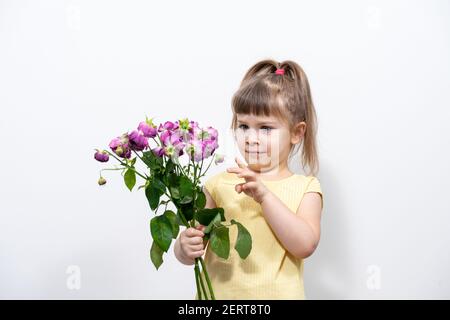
[{"x1": 234, "y1": 113, "x2": 304, "y2": 173}]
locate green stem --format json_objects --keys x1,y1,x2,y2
[
  {"x1": 106, "y1": 151, "x2": 148, "y2": 180},
  {"x1": 174, "y1": 157, "x2": 187, "y2": 176},
  {"x1": 194, "y1": 263, "x2": 202, "y2": 300},
  {"x1": 198, "y1": 156, "x2": 215, "y2": 179},
  {"x1": 178, "y1": 211, "x2": 189, "y2": 228},
  {"x1": 192, "y1": 156, "x2": 200, "y2": 202},
  {"x1": 151, "y1": 137, "x2": 160, "y2": 146},
  {"x1": 165, "y1": 187, "x2": 189, "y2": 229},
  {"x1": 199, "y1": 136, "x2": 204, "y2": 177},
  {"x1": 199, "y1": 257, "x2": 215, "y2": 300},
  {"x1": 156, "y1": 172, "x2": 189, "y2": 228},
  {"x1": 132, "y1": 149, "x2": 146, "y2": 165},
  {"x1": 195, "y1": 259, "x2": 208, "y2": 300},
  {"x1": 152, "y1": 131, "x2": 214, "y2": 299},
  {"x1": 153, "y1": 135, "x2": 167, "y2": 169},
  {"x1": 198, "y1": 264, "x2": 209, "y2": 300},
  {"x1": 165, "y1": 177, "x2": 210, "y2": 300},
  {"x1": 99, "y1": 167, "x2": 124, "y2": 176}
]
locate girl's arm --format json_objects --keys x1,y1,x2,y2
[
  {"x1": 260, "y1": 191, "x2": 323, "y2": 259},
  {"x1": 174, "y1": 235, "x2": 195, "y2": 265}
]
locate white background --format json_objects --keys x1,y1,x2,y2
[{"x1": 1, "y1": 0, "x2": 449, "y2": 299}]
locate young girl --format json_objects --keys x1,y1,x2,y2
[{"x1": 174, "y1": 59, "x2": 323, "y2": 299}]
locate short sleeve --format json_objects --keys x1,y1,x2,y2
[
  {"x1": 202, "y1": 172, "x2": 222, "y2": 205},
  {"x1": 305, "y1": 176, "x2": 323, "y2": 209},
  {"x1": 204, "y1": 176, "x2": 215, "y2": 200}
]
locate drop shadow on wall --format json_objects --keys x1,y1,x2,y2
[{"x1": 290, "y1": 155, "x2": 357, "y2": 299}]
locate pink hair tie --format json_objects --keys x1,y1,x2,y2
[{"x1": 275, "y1": 68, "x2": 285, "y2": 75}]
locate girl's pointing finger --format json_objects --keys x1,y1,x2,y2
[
  {"x1": 227, "y1": 167, "x2": 242, "y2": 174},
  {"x1": 235, "y1": 157, "x2": 247, "y2": 169}
]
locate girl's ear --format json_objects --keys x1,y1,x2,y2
[{"x1": 290, "y1": 122, "x2": 306, "y2": 144}]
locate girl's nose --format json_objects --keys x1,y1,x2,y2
[
  {"x1": 247, "y1": 137, "x2": 259, "y2": 145},
  {"x1": 245, "y1": 129, "x2": 260, "y2": 144}
]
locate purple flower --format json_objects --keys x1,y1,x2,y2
[
  {"x1": 189, "y1": 126, "x2": 219, "y2": 159},
  {"x1": 109, "y1": 133, "x2": 131, "y2": 159},
  {"x1": 185, "y1": 140, "x2": 204, "y2": 162},
  {"x1": 160, "y1": 129, "x2": 183, "y2": 147},
  {"x1": 171, "y1": 118, "x2": 194, "y2": 142},
  {"x1": 128, "y1": 130, "x2": 149, "y2": 151},
  {"x1": 184, "y1": 119, "x2": 198, "y2": 134},
  {"x1": 94, "y1": 149, "x2": 109, "y2": 162},
  {"x1": 163, "y1": 140, "x2": 185, "y2": 159},
  {"x1": 158, "y1": 121, "x2": 178, "y2": 133},
  {"x1": 201, "y1": 140, "x2": 218, "y2": 159},
  {"x1": 194, "y1": 126, "x2": 218, "y2": 143},
  {"x1": 205, "y1": 126, "x2": 218, "y2": 142},
  {"x1": 138, "y1": 120, "x2": 158, "y2": 138},
  {"x1": 151, "y1": 146, "x2": 165, "y2": 158}
]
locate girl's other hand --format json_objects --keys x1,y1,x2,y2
[
  {"x1": 226, "y1": 156, "x2": 270, "y2": 204},
  {"x1": 179, "y1": 225, "x2": 206, "y2": 261}
]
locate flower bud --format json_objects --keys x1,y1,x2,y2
[
  {"x1": 115, "y1": 146, "x2": 124, "y2": 156},
  {"x1": 94, "y1": 149, "x2": 109, "y2": 162},
  {"x1": 98, "y1": 176, "x2": 107, "y2": 185},
  {"x1": 214, "y1": 153, "x2": 225, "y2": 165}
]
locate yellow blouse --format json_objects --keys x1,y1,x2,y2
[{"x1": 195, "y1": 171, "x2": 323, "y2": 300}]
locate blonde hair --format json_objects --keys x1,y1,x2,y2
[{"x1": 230, "y1": 59, "x2": 319, "y2": 176}]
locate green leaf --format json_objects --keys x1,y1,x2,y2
[
  {"x1": 231, "y1": 219, "x2": 252, "y2": 259},
  {"x1": 194, "y1": 208, "x2": 225, "y2": 227},
  {"x1": 168, "y1": 172, "x2": 178, "y2": 186},
  {"x1": 170, "y1": 186, "x2": 180, "y2": 199},
  {"x1": 179, "y1": 204, "x2": 194, "y2": 221},
  {"x1": 124, "y1": 168, "x2": 136, "y2": 191},
  {"x1": 150, "y1": 241, "x2": 164, "y2": 270},
  {"x1": 180, "y1": 195, "x2": 193, "y2": 204},
  {"x1": 152, "y1": 177, "x2": 166, "y2": 194},
  {"x1": 179, "y1": 176, "x2": 193, "y2": 198},
  {"x1": 150, "y1": 215, "x2": 173, "y2": 252},
  {"x1": 176, "y1": 210, "x2": 186, "y2": 226},
  {"x1": 142, "y1": 150, "x2": 163, "y2": 172},
  {"x1": 164, "y1": 210, "x2": 180, "y2": 239},
  {"x1": 138, "y1": 179, "x2": 150, "y2": 191},
  {"x1": 210, "y1": 226, "x2": 230, "y2": 259},
  {"x1": 130, "y1": 157, "x2": 137, "y2": 166},
  {"x1": 166, "y1": 159, "x2": 175, "y2": 174},
  {"x1": 195, "y1": 189, "x2": 206, "y2": 209},
  {"x1": 175, "y1": 214, "x2": 183, "y2": 226},
  {"x1": 203, "y1": 213, "x2": 222, "y2": 234},
  {"x1": 145, "y1": 184, "x2": 160, "y2": 210}
]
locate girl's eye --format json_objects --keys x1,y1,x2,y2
[
  {"x1": 237, "y1": 124, "x2": 272, "y2": 132},
  {"x1": 260, "y1": 126, "x2": 272, "y2": 132}
]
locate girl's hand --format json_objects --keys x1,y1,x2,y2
[
  {"x1": 179, "y1": 225, "x2": 206, "y2": 261},
  {"x1": 226, "y1": 156, "x2": 270, "y2": 204}
]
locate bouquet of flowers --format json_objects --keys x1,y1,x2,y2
[{"x1": 93, "y1": 117, "x2": 252, "y2": 300}]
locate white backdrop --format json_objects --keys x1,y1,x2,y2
[{"x1": 1, "y1": 0, "x2": 449, "y2": 299}]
